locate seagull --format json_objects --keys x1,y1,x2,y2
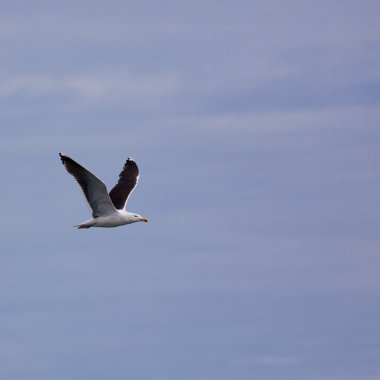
[{"x1": 59, "y1": 153, "x2": 149, "y2": 228}]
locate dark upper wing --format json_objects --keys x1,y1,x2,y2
[
  {"x1": 59, "y1": 153, "x2": 116, "y2": 217},
  {"x1": 109, "y1": 158, "x2": 139, "y2": 210}
]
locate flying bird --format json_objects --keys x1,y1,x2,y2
[{"x1": 59, "y1": 153, "x2": 149, "y2": 228}]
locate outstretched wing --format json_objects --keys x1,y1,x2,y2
[
  {"x1": 59, "y1": 153, "x2": 117, "y2": 217},
  {"x1": 109, "y1": 158, "x2": 139, "y2": 210}
]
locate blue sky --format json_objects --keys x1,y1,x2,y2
[{"x1": 1, "y1": 1, "x2": 380, "y2": 379}]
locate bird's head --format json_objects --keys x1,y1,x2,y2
[{"x1": 131, "y1": 213, "x2": 149, "y2": 223}]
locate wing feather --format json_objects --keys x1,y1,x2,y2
[
  {"x1": 59, "y1": 153, "x2": 117, "y2": 217},
  {"x1": 109, "y1": 158, "x2": 139, "y2": 210}
]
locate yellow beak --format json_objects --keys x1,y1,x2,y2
[{"x1": 141, "y1": 217, "x2": 149, "y2": 222}]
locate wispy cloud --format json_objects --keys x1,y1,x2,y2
[
  {"x1": 233, "y1": 355, "x2": 301, "y2": 367},
  {"x1": 0, "y1": 72, "x2": 181, "y2": 101}
]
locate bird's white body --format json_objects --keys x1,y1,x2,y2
[{"x1": 76, "y1": 210, "x2": 148, "y2": 228}]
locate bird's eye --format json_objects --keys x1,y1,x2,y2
[{"x1": 134, "y1": 215, "x2": 138, "y2": 217}]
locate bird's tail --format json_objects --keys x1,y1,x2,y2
[
  {"x1": 74, "y1": 219, "x2": 96, "y2": 229},
  {"x1": 75, "y1": 224, "x2": 91, "y2": 229}
]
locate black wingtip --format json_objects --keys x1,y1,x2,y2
[
  {"x1": 127, "y1": 157, "x2": 138, "y2": 164},
  {"x1": 59, "y1": 152, "x2": 69, "y2": 165}
]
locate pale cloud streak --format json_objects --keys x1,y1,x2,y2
[{"x1": 0, "y1": 72, "x2": 181, "y2": 101}]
